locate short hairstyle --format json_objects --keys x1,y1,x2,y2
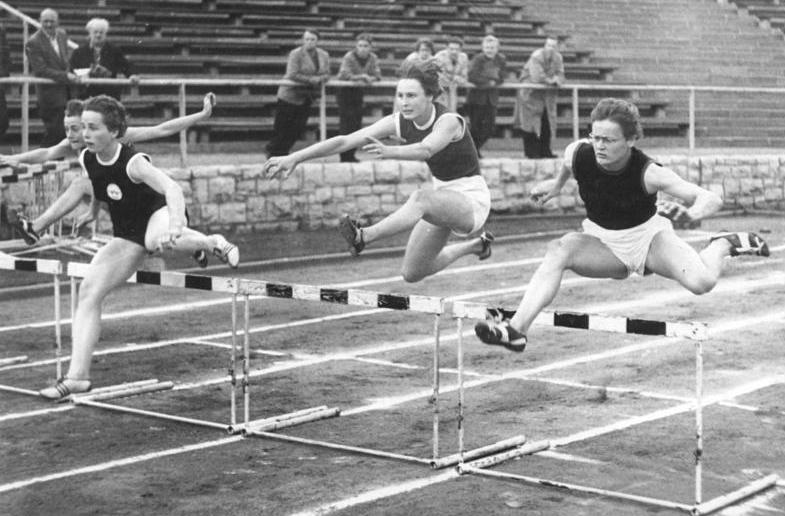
[
  {"x1": 64, "y1": 99, "x2": 84, "y2": 117},
  {"x1": 590, "y1": 98, "x2": 643, "y2": 140},
  {"x1": 414, "y1": 37, "x2": 434, "y2": 54},
  {"x1": 83, "y1": 95, "x2": 128, "y2": 137},
  {"x1": 482, "y1": 35, "x2": 499, "y2": 46},
  {"x1": 399, "y1": 59, "x2": 442, "y2": 98},
  {"x1": 355, "y1": 32, "x2": 372, "y2": 44},
  {"x1": 86, "y1": 17, "x2": 109, "y2": 33},
  {"x1": 40, "y1": 8, "x2": 58, "y2": 22},
  {"x1": 446, "y1": 36, "x2": 464, "y2": 47},
  {"x1": 303, "y1": 27, "x2": 320, "y2": 39}
]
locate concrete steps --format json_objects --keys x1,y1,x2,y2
[{"x1": 506, "y1": 0, "x2": 785, "y2": 147}]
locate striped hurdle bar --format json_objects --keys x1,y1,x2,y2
[
  {"x1": 0, "y1": 160, "x2": 73, "y2": 184},
  {"x1": 0, "y1": 253, "x2": 64, "y2": 380},
  {"x1": 450, "y1": 301, "x2": 778, "y2": 515}
]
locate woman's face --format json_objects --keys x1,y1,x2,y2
[
  {"x1": 589, "y1": 119, "x2": 634, "y2": 170},
  {"x1": 416, "y1": 44, "x2": 432, "y2": 61},
  {"x1": 64, "y1": 115, "x2": 84, "y2": 149},
  {"x1": 81, "y1": 110, "x2": 117, "y2": 155},
  {"x1": 396, "y1": 78, "x2": 432, "y2": 123},
  {"x1": 302, "y1": 31, "x2": 318, "y2": 50}
]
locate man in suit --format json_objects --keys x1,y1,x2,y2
[
  {"x1": 70, "y1": 17, "x2": 137, "y2": 101},
  {"x1": 25, "y1": 9, "x2": 78, "y2": 146}
]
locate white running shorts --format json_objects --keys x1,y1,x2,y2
[
  {"x1": 581, "y1": 214, "x2": 675, "y2": 277},
  {"x1": 432, "y1": 174, "x2": 491, "y2": 237}
]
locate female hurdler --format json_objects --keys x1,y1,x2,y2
[
  {"x1": 475, "y1": 98, "x2": 769, "y2": 352},
  {"x1": 262, "y1": 60, "x2": 493, "y2": 283},
  {"x1": 40, "y1": 95, "x2": 239, "y2": 399}
]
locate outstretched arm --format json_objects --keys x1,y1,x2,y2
[
  {"x1": 531, "y1": 140, "x2": 579, "y2": 204},
  {"x1": 361, "y1": 113, "x2": 462, "y2": 161},
  {"x1": 644, "y1": 163, "x2": 722, "y2": 221},
  {"x1": 0, "y1": 139, "x2": 73, "y2": 165},
  {"x1": 263, "y1": 115, "x2": 397, "y2": 178},
  {"x1": 123, "y1": 93, "x2": 215, "y2": 143}
]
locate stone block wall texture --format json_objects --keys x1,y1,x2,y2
[{"x1": 4, "y1": 154, "x2": 785, "y2": 235}]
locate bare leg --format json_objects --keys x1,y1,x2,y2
[
  {"x1": 399, "y1": 220, "x2": 487, "y2": 282},
  {"x1": 363, "y1": 188, "x2": 476, "y2": 245},
  {"x1": 32, "y1": 177, "x2": 93, "y2": 233},
  {"x1": 67, "y1": 238, "x2": 147, "y2": 380},
  {"x1": 644, "y1": 230, "x2": 731, "y2": 294},
  {"x1": 509, "y1": 232, "x2": 627, "y2": 334},
  {"x1": 144, "y1": 207, "x2": 239, "y2": 266}
]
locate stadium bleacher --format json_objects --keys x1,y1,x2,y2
[{"x1": 0, "y1": 0, "x2": 691, "y2": 147}]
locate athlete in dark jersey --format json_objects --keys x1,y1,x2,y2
[
  {"x1": 475, "y1": 98, "x2": 769, "y2": 352},
  {"x1": 263, "y1": 60, "x2": 494, "y2": 283},
  {"x1": 40, "y1": 95, "x2": 239, "y2": 400}
]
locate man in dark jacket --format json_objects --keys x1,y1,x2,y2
[
  {"x1": 70, "y1": 17, "x2": 137, "y2": 101},
  {"x1": 25, "y1": 8, "x2": 77, "y2": 146},
  {"x1": 464, "y1": 35, "x2": 506, "y2": 156}
]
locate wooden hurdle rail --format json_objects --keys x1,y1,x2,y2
[{"x1": 450, "y1": 300, "x2": 779, "y2": 515}]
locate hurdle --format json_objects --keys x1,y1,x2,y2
[
  {"x1": 0, "y1": 253, "x2": 64, "y2": 380},
  {"x1": 451, "y1": 300, "x2": 779, "y2": 515}
]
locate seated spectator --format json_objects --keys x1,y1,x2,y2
[
  {"x1": 336, "y1": 33, "x2": 381, "y2": 162},
  {"x1": 434, "y1": 36, "x2": 469, "y2": 112},
  {"x1": 513, "y1": 36, "x2": 565, "y2": 159},
  {"x1": 70, "y1": 18, "x2": 137, "y2": 101},
  {"x1": 266, "y1": 28, "x2": 329, "y2": 157}
]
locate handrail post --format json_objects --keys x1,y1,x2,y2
[
  {"x1": 179, "y1": 82, "x2": 187, "y2": 168},
  {"x1": 688, "y1": 87, "x2": 696, "y2": 151},
  {"x1": 319, "y1": 81, "x2": 326, "y2": 141},
  {"x1": 571, "y1": 86, "x2": 579, "y2": 141},
  {"x1": 21, "y1": 20, "x2": 29, "y2": 152},
  {"x1": 449, "y1": 83, "x2": 458, "y2": 113}
]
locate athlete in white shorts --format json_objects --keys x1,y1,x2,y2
[
  {"x1": 263, "y1": 60, "x2": 494, "y2": 283},
  {"x1": 475, "y1": 98, "x2": 769, "y2": 352}
]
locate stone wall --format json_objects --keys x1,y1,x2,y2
[
  {"x1": 4, "y1": 154, "x2": 784, "y2": 236},
  {"x1": 170, "y1": 154, "x2": 785, "y2": 233}
]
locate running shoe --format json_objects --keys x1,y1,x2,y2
[
  {"x1": 212, "y1": 235, "x2": 240, "y2": 268},
  {"x1": 14, "y1": 216, "x2": 40, "y2": 245},
  {"x1": 474, "y1": 320, "x2": 527, "y2": 352},
  {"x1": 39, "y1": 377, "x2": 92, "y2": 400},
  {"x1": 478, "y1": 230, "x2": 495, "y2": 261},
  {"x1": 193, "y1": 249, "x2": 208, "y2": 268},
  {"x1": 338, "y1": 214, "x2": 365, "y2": 256},
  {"x1": 710, "y1": 232, "x2": 770, "y2": 257}
]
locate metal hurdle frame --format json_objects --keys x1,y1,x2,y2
[
  {"x1": 451, "y1": 300, "x2": 780, "y2": 515},
  {"x1": 0, "y1": 253, "x2": 64, "y2": 380}
]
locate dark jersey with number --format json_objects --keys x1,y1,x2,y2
[
  {"x1": 396, "y1": 103, "x2": 479, "y2": 181},
  {"x1": 80, "y1": 144, "x2": 166, "y2": 247},
  {"x1": 572, "y1": 141, "x2": 657, "y2": 229}
]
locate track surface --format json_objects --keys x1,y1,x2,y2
[{"x1": 1, "y1": 214, "x2": 784, "y2": 516}]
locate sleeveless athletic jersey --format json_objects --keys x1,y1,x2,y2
[
  {"x1": 572, "y1": 141, "x2": 657, "y2": 230},
  {"x1": 396, "y1": 103, "x2": 479, "y2": 181},
  {"x1": 80, "y1": 144, "x2": 166, "y2": 247}
]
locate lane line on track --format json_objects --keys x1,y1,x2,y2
[{"x1": 1, "y1": 309, "x2": 782, "y2": 494}]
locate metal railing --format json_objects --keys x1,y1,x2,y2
[{"x1": 4, "y1": 75, "x2": 785, "y2": 166}]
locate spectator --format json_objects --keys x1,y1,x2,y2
[
  {"x1": 464, "y1": 35, "x2": 506, "y2": 156},
  {"x1": 398, "y1": 37, "x2": 434, "y2": 75},
  {"x1": 25, "y1": 8, "x2": 77, "y2": 147},
  {"x1": 514, "y1": 36, "x2": 565, "y2": 159},
  {"x1": 434, "y1": 36, "x2": 469, "y2": 112},
  {"x1": 336, "y1": 33, "x2": 381, "y2": 162},
  {"x1": 266, "y1": 28, "x2": 329, "y2": 157},
  {"x1": 0, "y1": 24, "x2": 10, "y2": 140},
  {"x1": 70, "y1": 18, "x2": 137, "y2": 101}
]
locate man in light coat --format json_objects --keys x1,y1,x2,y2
[{"x1": 514, "y1": 36, "x2": 565, "y2": 159}]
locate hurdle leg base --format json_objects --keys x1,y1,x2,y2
[
  {"x1": 431, "y1": 434, "x2": 531, "y2": 469},
  {"x1": 693, "y1": 474, "x2": 780, "y2": 515},
  {"x1": 241, "y1": 406, "x2": 340, "y2": 434}
]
